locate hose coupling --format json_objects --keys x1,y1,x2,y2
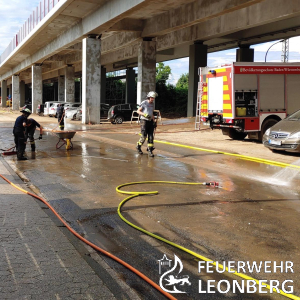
[{"x1": 205, "y1": 181, "x2": 219, "y2": 187}]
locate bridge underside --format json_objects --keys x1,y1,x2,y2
[{"x1": 1, "y1": 0, "x2": 300, "y2": 122}]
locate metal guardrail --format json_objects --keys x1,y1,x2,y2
[{"x1": 0, "y1": 0, "x2": 60, "y2": 66}]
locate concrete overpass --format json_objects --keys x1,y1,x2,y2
[{"x1": 1, "y1": 0, "x2": 300, "y2": 123}]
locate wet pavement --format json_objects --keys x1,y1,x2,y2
[
  {"x1": 0, "y1": 157, "x2": 136, "y2": 300},
  {"x1": 0, "y1": 118, "x2": 300, "y2": 300}
]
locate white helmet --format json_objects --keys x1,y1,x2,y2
[
  {"x1": 147, "y1": 91, "x2": 158, "y2": 98},
  {"x1": 20, "y1": 108, "x2": 31, "y2": 115}
]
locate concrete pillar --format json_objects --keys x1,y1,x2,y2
[
  {"x1": 137, "y1": 39, "x2": 156, "y2": 104},
  {"x1": 65, "y1": 65, "x2": 75, "y2": 102},
  {"x1": 32, "y1": 65, "x2": 43, "y2": 114},
  {"x1": 20, "y1": 81, "x2": 25, "y2": 107},
  {"x1": 188, "y1": 42, "x2": 207, "y2": 117},
  {"x1": 126, "y1": 68, "x2": 135, "y2": 104},
  {"x1": 58, "y1": 76, "x2": 64, "y2": 102},
  {"x1": 1, "y1": 80, "x2": 7, "y2": 108},
  {"x1": 12, "y1": 75, "x2": 20, "y2": 111},
  {"x1": 101, "y1": 67, "x2": 106, "y2": 104},
  {"x1": 236, "y1": 46, "x2": 254, "y2": 62},
  {"x1": 82, "y1": 37, "x2": 101, "y2": 124}
]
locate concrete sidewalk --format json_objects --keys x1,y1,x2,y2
[{"x1": 0, "y1": 157, "x2": 139, "y2": 300}]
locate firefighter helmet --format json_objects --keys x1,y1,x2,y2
[
  {"x1": 147, "y1": 91, "x2": 158, "y2": 98},
  {"x1": 20, "y1": 108, "x2": 31, "y2": 115}
]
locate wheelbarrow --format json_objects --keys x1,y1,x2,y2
[{"x1": 54, "y1": 131, "x2": 76, "y2": 150}]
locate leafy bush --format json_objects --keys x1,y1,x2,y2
[{"x1": 155, "y1": 83, "x2": 187, "y2": 118}]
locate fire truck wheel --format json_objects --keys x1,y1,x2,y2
[
  {"x1": 228, "y1": 128, "x2": 247, "y2": 140},
  {"x1": 259, "y1": 118, "x2": 278, "y2": 142}
]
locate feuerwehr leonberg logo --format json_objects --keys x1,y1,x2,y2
[{"x1": 158, "y1": 254, "x2": 191, "y2": 293}]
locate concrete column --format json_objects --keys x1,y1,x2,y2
[
  {"x1": 12, "y1": 75, "x2": 20, "y2": 111},
  {"x1": 137, "y1": 39, "x2": 156, "y2": 104},
  {"x1": 20, "y1": 81, "x2": 25, "y2": 107},
  {"x1": 236, "y1": 46, "x2": 254, "y2": 62},
  {"x1": 126, "y1": 68, "x2": 135, "y2": 104},
  {"x1": 65, "y1": 65, "x2": 75, "y2": 102},
  {"x1": 101, "y1": 67, "x2": 106, "y2": 104},
  {"x1": 188, "y1": 42, "x2": 207, "y2": 117},
  {"x1": 58, "y1": 76, "x2": 64, "y2": 102},
  {"x1": 32, "y1": 65, "x2": 43, "y2": 114},
  {"x1": 1, "y1": 80, "x2": 7, "y2": 108},
  {"x1": 82, "y1": 37, "x2": 101, "y2": 124}
]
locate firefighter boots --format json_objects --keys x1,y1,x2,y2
[
  {"x1": 31, "y1": 144, "x2": 36, "y2": 151},
  {"x1": 147, "y1": 147, "x2": 155, "y2": 157},
  {"x1": 17, "y1": 157, "x2": 28, "y2": 161},
  {"x1": 17, "y1": 152, "x2": 28, "y2": 161},
  {"x1": 136, "y1": 144, "x2": 143, "y2": 155},
  {"x1": 17, "y1": 141, "x2": 27, "y2": 160}
]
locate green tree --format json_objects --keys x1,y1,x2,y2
[
  {"x1": 154, "y1": 63, "x2": 188, "y2": 118},
  {"x1": 176, "y1": 73, "x2": 189, "y2": 89},
  {"x1": 156, "y1": 62, "x2": 171, "y2": 85}
]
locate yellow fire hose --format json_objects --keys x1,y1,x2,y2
[
  {"x1": 154, "y1": 140, "x2": 300, "y2": 170},
  {"x1": 2, "y1": 131, "x2": 299, "y2": 298},
  {"x1": 116, "y1": 181, "x2": 300, "y2": 300}
]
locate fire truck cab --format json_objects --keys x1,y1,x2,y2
[{"x1": 199, "y1": 62, "x2": 300, "y2": 141}]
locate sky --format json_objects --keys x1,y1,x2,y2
[
  {"x1": 1, "y1": 0, "x2": 300, "y2": 86},
  {"x1": 0, "y1": 0, "x2": 41, "y2": 52}
]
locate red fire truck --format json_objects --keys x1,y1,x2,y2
[{"x1": 198, "y1": 62, "x2": 300, "y2": 141}]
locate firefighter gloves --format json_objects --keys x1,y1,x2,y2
[{"x1": 39, "y1": 135, "x2": 43, "y2": 140}]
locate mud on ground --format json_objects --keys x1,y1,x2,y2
[{"x1": 1, "y1": 107, "x2": 300, "y2": 166}]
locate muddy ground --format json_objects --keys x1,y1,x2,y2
[{"x1": 1, "y1": 108, "x2": 299, "y2": 166}]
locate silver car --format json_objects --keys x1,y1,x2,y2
[
  {"x1": 65, "y1": 105, "x2": 82, "y2": 120},
  {"x1": 263, "y1": 109, "x2": 300, "y2": 152}
]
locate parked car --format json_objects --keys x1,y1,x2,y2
[
  {"x1": 49, "y1": 102, "x2": 73, "y2": 117},
  {"x1": 44, "y1": 101, "x2": 64, "y2": 116},
  {"x1": 76, "y1": 104, "x2": 110, "y2": 121},
  {"x1": 263, "y1": 109, "x2": 300, "y2": 152},
  {"x1": 64, "y1": 103, "x2": 81, "y2": 112},
  {"x1": 76, "y1": 107, "x2": 83, "y2": 120},
  {"x1": 65, "y1": 105, "x2": 82, "y2": 120},
  {"x1": 100, "y1": 103, "x2": 110, "y2": 119},
  {"x1": 36, "y1": 104, "x2": 44, "y2": 115},
  {"x1": 107, "y1": 103, "x2": 139, "y2": 124}
]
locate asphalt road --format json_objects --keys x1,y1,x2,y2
[{"x1": 0, "y1": 118, "x2": 300, "y2": 300}]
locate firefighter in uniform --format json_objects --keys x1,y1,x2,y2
[
  {"x1": 13, "y1": 108, "x2": 31, "y2": 161},
  {"x1": 136, "y1": 91, "x2": 158, "y2": 157},
  {"x1": 57, "y1": 104, "x2": 65, "y2": 130},
  {"x1": 25, "y1": 118, "x2": 43, "y2": 151}
]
